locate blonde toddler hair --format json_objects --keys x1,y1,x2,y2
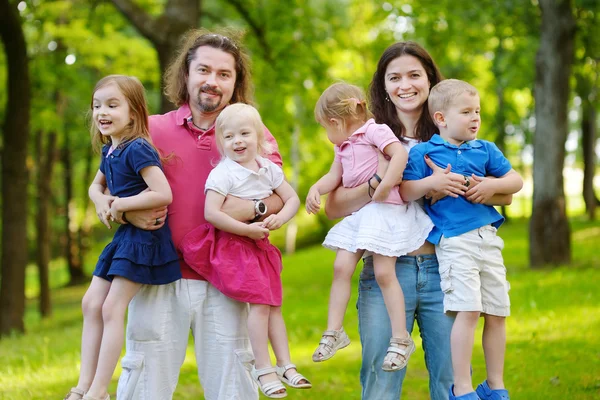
[
  {"x1": 314, "y1": 82, "x2": 372, "y2": 130},
  {"x1": 428, "y1": 79, "x2": 479, "y2": 119},
  {"x1": 214, "y1": 103, "x2": 272, "y2": 157}
]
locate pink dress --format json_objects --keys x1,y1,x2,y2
[{"x1": 179, "y1": 156, "x2": 285, "y2": 306}]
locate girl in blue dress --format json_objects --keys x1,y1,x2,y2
[{"x1": 65, "y1": 75, "x2": 181, "y2": 400}]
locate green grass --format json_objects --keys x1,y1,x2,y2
[{"x1": 1, "y1": 218, "x2": 600, "y2": 399}]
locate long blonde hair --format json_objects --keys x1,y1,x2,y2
[
  {"x1": 89, "y1": 75, "x2": 163, "y2": 159},
  {"x1": 314, "y1": 82, "x2": 371, "y2": 132}
]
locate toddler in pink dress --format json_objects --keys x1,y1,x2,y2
[{"x1": 179, "y1": 103, "x2": 310, "y2": 399}]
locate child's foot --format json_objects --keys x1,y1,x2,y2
[
  {"x1": 449, "y1": 385, "x2": 480, "y2": 400},
  {"x1": 63, "y1": 387, "x2": 85, "y2": 400},
  {"x1": 82, "y1": 394, "x2": 110, "y2": 400},
  {"x1": 312, "y1": 327, "x2": 350, "y2": 362},
  {"x1": 276, "y1": 363, "x2": 312, "y2": 389},
  {"x1": 250, "y1": 365, "x2": 287, "y2": 398},
  {"x1": 476, "y1": 380, "x2": 509, "y2": 400},
  {"x1": 381, "y1": 333, "x2": 416, "y2": 371}
]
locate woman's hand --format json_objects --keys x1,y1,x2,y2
[
  {"x1": 120, "y1": 206, "x2": 168, "y2": 230},
  {"x1": 94, "y1": 194, "x2": 116, "y2": 229},
  {"x1": 426, "y1": 156, "x2": 467, "y2": 199}
]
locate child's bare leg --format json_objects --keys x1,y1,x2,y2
[
  {"x1": 86, "y1": 277, "x2": 141, "y2": 398},
  {"x1": 326, "y1": 249, "x2": 363, "y2": 330},
  {"x1": 482, "y1": 314, "x2": 506, "y2": 389},
  {"x1": 451, "y1": 311, "x2": 480, "y2": 396},
  {"x1": 71, "y1": 277, "x2": 111, "y2": 398},
  {"x1": 268, "y1": 306, "x2": 308, "y2": 384},
  {"x1": 247, "y1": 303, "x2": 282, "y2": 391},
  {"x1": 372, "y1": 254, "x2": 405, "y2": 337}
]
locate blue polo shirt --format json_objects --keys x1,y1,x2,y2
[
  {"x1": 403, "y1": 134, "x2": 512, "y2": 244},
  {"x1": 100, "y1": 138, "x2": 162, "y2": 197}
]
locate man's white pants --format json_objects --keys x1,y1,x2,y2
[{"x1": 116, "y1": 279, "x2": 258, "y2": 400}]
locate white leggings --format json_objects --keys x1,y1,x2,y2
[{"x1": 116, "y1": 279, "x2": 258, "y2": 400}]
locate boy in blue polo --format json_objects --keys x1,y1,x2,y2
[{"x1": 400, "y1": 79, "x2": 523, "y2": 400}]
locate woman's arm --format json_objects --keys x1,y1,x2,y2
[{"x1": 205, "y1": 190, "x2": 270, "y2": 239}]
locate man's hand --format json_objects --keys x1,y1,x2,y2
[
  {"x1": 120, "y1": 206, "x2": 168, "y2": 230},
  {"x1": 262, "y1": 214, "x2": 285, "y2": 230}
]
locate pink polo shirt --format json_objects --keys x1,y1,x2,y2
[
  {"x1": 150, "y1": 104, "x2": 282, "y2": 280},
  {"x1": 334, "y1": 119, "x2": 403, "y2": 205}
]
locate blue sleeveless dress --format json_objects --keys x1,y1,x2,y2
[{"x1": 93, "y1": 138, "x2": 181, "y2": 285}]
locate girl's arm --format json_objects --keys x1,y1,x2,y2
[
  {"x1": 205, "y1": 190, "x2": 270, "y2": 239},
  {"x1": 110, "y1": 166, "x2": 172, "y2": 219},
  {"x1": 306, "y1": 162, "x2": 342, "y2": 214},
  {"x1": 89, "y1": 170, "x2": 115, "y2": 229},
  {"x1": 263, "y1": 181, "x2": 301, "y2": 230},
  {"x1": 372, "y1": 142, "x2": 407, "y2": 202}
]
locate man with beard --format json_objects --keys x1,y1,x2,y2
[{"x1": 113, "y1": 30, "x2": 283, "y2": 400}]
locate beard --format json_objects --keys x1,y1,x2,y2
[{"x1": 196, "y1": 84, "x2": 223, "y2": 112}]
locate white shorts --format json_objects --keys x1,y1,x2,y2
[
  {"x1": 435, "y1": 225, "x2": 510, "y2": 317},
  {"x1": 116, "y1": 279, "x2": 258, "y2": 400}
]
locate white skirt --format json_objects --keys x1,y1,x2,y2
[{"x1": 323, "y1": 202, "x2": 434, "y2": 257}]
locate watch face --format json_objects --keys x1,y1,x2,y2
[{"x1": 257, "y1": 201, "x2": 267, "y2": 214}]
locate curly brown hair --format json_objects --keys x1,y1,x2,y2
[{"x1": 164, "y1": 28, "x2": 253, "y2": 107}]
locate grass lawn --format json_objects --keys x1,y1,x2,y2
[{"x1": 1, "y1": 217, "x2": 599, "y2": 399}]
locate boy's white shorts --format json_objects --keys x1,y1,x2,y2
[{"x1": 435, "y1": 225, "x2": 511, "y2": 317}]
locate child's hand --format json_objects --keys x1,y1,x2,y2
[
  {"x1": 372, "y1": 183, "x2": 393, "y2": 202},
  {"x1": 94, "y1": 194, "x2": 116, "y2": 229},
  {"x1": 246, "y1": 222, "x2": 270, "y2": 240},
  {"x1": 465, "y1": 175, "x2": 496, "y2": 204},
  {"x1": 109, "y1": 197, "x2": 124, "y2": 222},
  {"x1": 305, "y1": 187, "x2": 322, "y2": 214},
  {"x1": 262, "y1": 214, "x2": 285, "y2": 230}
]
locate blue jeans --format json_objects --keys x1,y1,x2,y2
[{"x1": 357, "y1": 254, "x2": 454, "y2": 400}]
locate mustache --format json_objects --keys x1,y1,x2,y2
[{"x1": 200, "y1": 84, "x2": 222, "y2": 96}]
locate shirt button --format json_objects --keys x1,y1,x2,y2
[{"x1": 457, "y1": 150, "x2": 462, "y2": 154}]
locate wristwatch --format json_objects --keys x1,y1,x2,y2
[{"x1": 252, "y1": 199, "x2": 267, "y2": 222}]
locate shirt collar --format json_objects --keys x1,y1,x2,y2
[
  {"x1": 222, "y1": 156, "x2": 269, "y2": 180},
  {"x1": 349, "y1": 118, "x2": 375, "y2": 138},
  {"x1": 175, "y1": 103, "x2": 192, "y2": 126},
  {"x1": 429, "y1": 133, "x2": 482, "y2": 149},
  {"x1": 105, "y1": 138, "x2": 136, "y2": 157}
]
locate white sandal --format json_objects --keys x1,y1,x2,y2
[
  {"x1": 312, "y1": 327, "x2": 351, "y2": 362},
  {"x1": 250, "y1": 365, "x2": 287, "y2": 398},
  {"x1": 382, "y1": 334, "x2": 416, "y2": 372},
  {"x1": 63, "y1": 387, "x2": 85, "y2": 400},
  {"x1": 276, "y1": 363, "x2": 312, "y2": 389}
]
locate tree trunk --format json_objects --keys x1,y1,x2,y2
[
  {"x1": 36, "y1": 128, "x2": 58, "y2": 317},
  {"x1": 530, "y1": 0, "x2": 575, "y2": 267},
  {"x1": 63, "y1": 132, "x2": 86, "y2": 285},
  {"x1": 492, "y1": 36, "x2": 509, "y2": 221},
  {"x1": 0, "y1": 0, "x2": 31, "y2": 336},
  {"x1": 110, "y1": 0, "x2": 200, "y2": 113},
  {"x1": 77, "y1": 145, "x2": 95, "y2": 263},
  {"x1": 581, "y1": 96, "x2": 598, "y2": 220}
]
